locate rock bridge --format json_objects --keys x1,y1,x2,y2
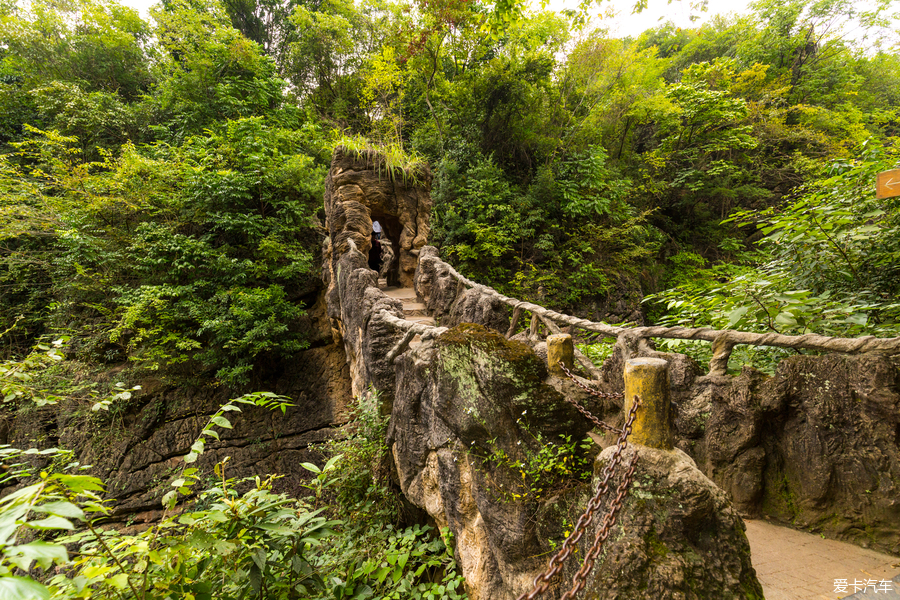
[{"x1": 322, "y1": 147, "x2": 900, "y2": 600}]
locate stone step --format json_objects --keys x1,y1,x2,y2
[
  {"x1": 406, "y1": 316, "x2": 435, "y2": 326},
  {"x1": 403, "y1": 303, "x2": 427, "y2": 317},
  {"x1": 383, "y1": 286, "x2": 417, "y2": 299}
]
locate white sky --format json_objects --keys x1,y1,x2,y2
[
  {"x1": 557, "y1": 0, "x2": 753, "y2": 38},
  {"x1": 121, "y1": 0, "x2": 754, "y2": 38}
]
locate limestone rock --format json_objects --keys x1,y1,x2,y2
[
  {"x1": 581, "y1": 445, "x2": 764, "y2": 600},
  {"x1": 387, "y1": 323, "x2": 596, "y2": 600},
  {"x1": 325, "y1": 147, "x2": 431, "y2": 289},
  {"x1": 4, "y1": 318, "x2": 353, "y2": 525},
  {"x1": 618, "y1": 348, "x2": 900, "y2": 556},
  {"x1": 414, "y1": 246, "x2": 510, "y2": 334}
]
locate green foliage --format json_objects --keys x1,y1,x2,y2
[
  {"x1": 474, "y1": 431, "x2": 593, "y2": 504},
  {"x1": 305, "y1": 389, "x2": 467, "y2": 600},
  {"x1": 647, "y1": 144, "x2": 900, "y2": 372},
  {"x1": 0, "y1": 381, "x2": 467, "y2": 600},
  {"x1": 50, "y1": 471, "x2": 335, "y2": 600},
  {"x1": 332, "y1": 132, "x2": 429, "y2": 186},
  {"x1": 0, "y1": 445, "x2": 105, "y2": 600},
  {"x1": 0, "y1": 391, "x2": 305, "y2": 600},
  {"x1": 577, "y1": 339, "x2": 617, "y2": 368},
  {"x1": 1, "y1": 117, "x2": 322, "y2": 383},
  {"x1": 0, "y1": 335, "x2": 66, "y2": 406}
]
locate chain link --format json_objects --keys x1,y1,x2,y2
[
  {"x1": 515, "y1": 395, "x2": 641, "y2": 600},
  {"x1": 560, "y1": 450, "x2": 640, "y2": 599},
  {"x1": 559, "y1": 362, "x2": 624, "y2": 400},
  {"x1": 558, "y1": 363, "x2": 624, "y2": 435}
]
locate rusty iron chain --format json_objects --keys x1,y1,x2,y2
[
  {"x1": 558, "y1": 363, "x2": 624, "y2": 435},
  {"x1": 559, "y1": 362, "x2": 624, "y2": 400},
  {"x1": 515, "y1": 395, "x2": 641, "y2": 600},
  {"x1": 560, "y1": 450, "x2": 640, "y2": 599}
]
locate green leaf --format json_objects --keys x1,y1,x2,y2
[
  {"x1": 727, "y1": 306, "x2": 749, "y2": 327},
  {"x1": 48, "y1": 474, "x2": 104, "y2": 493},
  {"x1": 162, "y1": 490, "x2": 177, "y2": 509},
  {"x1": 210, "y1": 416, "x2": 232, "y2": 429},
  {"x1": 6, "y1": 542, "x2": 68, "y2": 570},
  {"x1": 27, "y1": 516, "x2": 74, "y2": 530},
  {"x1": 0, "y1": 576, "x2": 50, "y2": 600},
  {"x1": 774, "y1": 312, "x2": 798, "y2": 327},
  {"x1": 846, "y1": 313, "x2": 868, "y2": 326},
  {"x1": 33, "y1": 501, "x2": 84, "y2": 520},
  {"x1": 106, "y1": 574, "x2": 131, "y2": 590}
]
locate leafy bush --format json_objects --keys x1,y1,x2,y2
[
  {"x1": 0, "y1": 387, "x2": 467, "y2": 600},
  {"x1": 1, "y1": 119, "x2": 322, "y2": 383},
  {"x1": 647, "y1": 145, "x2": 900, "y2": 373},
  {"x1": 306, "y1": 389, "x2": 468, "y2": 600}
]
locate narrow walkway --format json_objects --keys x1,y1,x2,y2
[
  {"x1": 379, "y1": 285, "x2": 900, "y2": 600},
  {"x1": 744, "y1": 519, "x2": 900, "y2": 599},
  {"x1": 382, "y1": 284, "x2": 433, "y2": 348}
]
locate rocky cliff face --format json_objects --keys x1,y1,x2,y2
[
  {"x1": 597, "y1": 344, "x2": 900, "y2": 555},
  {"x1": 1, "y1": 294, "x2": 353, "y2": 527},
  {"x1": 323, "y1": 146, "x2": 431, "y2": 290},
  {"x1": 387, "y1": 323, "x2": 596, "y2": 600}
]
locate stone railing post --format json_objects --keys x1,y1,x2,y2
[
  {"x1": 623, "y1": 357, "x2": 673, "y2": 450},
  {"x1": 547, "y1": 333, "x2": 574, "y2": 378}
]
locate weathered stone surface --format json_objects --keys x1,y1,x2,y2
[
  {"x1": 581, "y1": 445, "x2": 764, "y2": 600},
  {"x1": 414, "y1": 246, "x2": 510, "y2": 334},
  {"x1": 387, "y1": 323, "x2": 597, "y2": 600},
  {"x1": 3, "y1": 309, "x2": 353, "y2": 525},
  {"x1": 325, "y1": 147, "x2": 432, "y2": 288},
  {"x1": 606, "y1": 347, "x2": 900, "y2": 556}
]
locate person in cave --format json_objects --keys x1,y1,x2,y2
[{"x1": 368, "y1": 234, "x2": 382, "y2": 272}]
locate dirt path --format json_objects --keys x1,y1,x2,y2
[{"x1": 744, "y1": 519, "x2": 900, "y2": 599}]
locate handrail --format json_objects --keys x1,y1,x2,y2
[
  {"x1": 420, "y1": 253, "x2": 900, "y2": 376},
  {"x1": 376, "y1": 309, "x2": 447, "y2": 364}
]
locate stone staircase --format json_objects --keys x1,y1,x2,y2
[{"x1": 382, "y1": 283, "x2": 433, "y2": 348}]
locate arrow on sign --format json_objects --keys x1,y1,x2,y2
[{"x1": 876, "y1": 169, "x2": 900, "y2": 199}]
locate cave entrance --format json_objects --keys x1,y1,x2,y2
[{"x1": 370, "y1": 211, "x2": 402, "y2": 288}]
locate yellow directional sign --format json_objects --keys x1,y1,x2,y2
[{"x1": 876, "y1": 169, "x2": 900, "y2": 199}]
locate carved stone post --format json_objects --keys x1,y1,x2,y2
[
  {"x1": 547, "y1": 333, "x2": 574, "y2": 378},
  {"x1": 623, "y1": 357, "x2": 673, "y2": 450}
]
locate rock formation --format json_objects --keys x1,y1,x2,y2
[
  {"x1": 2, "y1": 294, "x2": 353, "y2": 527},
  {"x1": 323, "y1": 146, "x2": 431, "y2": 290},
  {"x1": 582, "y1": 445, "x2": 764, "y2": 600}
]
